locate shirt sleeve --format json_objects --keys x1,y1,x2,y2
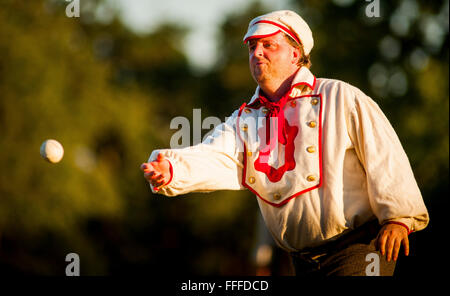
[
  {"x1": 147, "y1": 110, "x2": 245, "y2": 196},
  {"x1": 347, "y1": 87, "x2": 429, "y2": 233}
]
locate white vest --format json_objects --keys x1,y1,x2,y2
[{"x1": 237, "y1": 95, "x2": 322, "y2": 207}]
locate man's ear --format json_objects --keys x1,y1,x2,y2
[{"x1": 292, "y1": 47, "x2": 301, "y2": 65}]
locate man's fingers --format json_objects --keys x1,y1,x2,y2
[
  {"x1": 378, "y1": 233, "x2": 388, "y2": 256},
  {"x1": 146, "y1": 172, "x2": 161, "y2": 182},
  {"x1": 144, "y1": 171, "x2": 156, "y2": 180},
  {"x1": 392, "y1": 238, "x2": 401, "y2": 261},
  {"x1": 149, "y1": 173, "x2": 164, "y2": 183},
  {"x1": 153, "y1": 174, "x2": 164, "y2": 182},
  {"x1": 141, "y1": 163, "x2": 152, "y2": 172},
  {"x1": 402, "y1": 235, "x2": 410, "y2": 256},
  {"x1": 156, "y1": 153, "x2": 164, "y2": 162},
  {"x1": 153, "y1": 180, "x2": 165, "y2": 187},
  {"x1": 151, "y1": 177, "x2": 165, "y2": 189},
  {"x1": 386, "y1": 235, "x2": 395, "y2": 262}
]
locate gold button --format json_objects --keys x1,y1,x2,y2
[
  {"x1": 306, "y1": 175, "x2": 316, "y2": 182},
  {"x1": 247, "y1": 151, "x2": 253, "y2": 157},
  {"x1": 306, "y1": 146, "x2": 316, "y2": 153},
  {"x1": 311, "y1": 98, "x2": 319, "y2": 105},
  {"x1": 248, "y1": 177, "x2": 255, "y2": 184},
  {"x1": 244, "y1": 108, "x2": 251, "y2": 113},
  {"x1": 242, "y1": 124, "x2": 248, "y2": 132},
  {"x1": 262, "y1": 108, "x2": 269, "y2": 114},
  {"x1": 290, "y1": 100, "x2": 297, "y2": 107},
  {"x1": 308, "y1": 121, "x2": 317, "y2": 128},
  {"x1": 273, "y1": 193, "x2": 281, "y2": 200}
]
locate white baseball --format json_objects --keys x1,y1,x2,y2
[{"x1": 40, "y1": 139, "x2": 64, "y2": 163}]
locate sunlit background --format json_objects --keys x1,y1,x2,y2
[{"x1": 0, "y1": 0, "x2": 448, "y2": 276}]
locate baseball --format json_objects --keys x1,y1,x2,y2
[{"x1": 40, "y1": 139, "x2": 64, "y2": 163}]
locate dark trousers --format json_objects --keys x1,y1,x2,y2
[{"x1": 291, "y1": 220, "x2": 397, "y2": 276}]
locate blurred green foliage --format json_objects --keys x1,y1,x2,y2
[{"x1": 0, "y1": 0, "x2": 448, "y2": 276}]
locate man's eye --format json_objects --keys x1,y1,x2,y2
[{"x1": 264, "y1": 43, "x2": 273, "y2": 48}]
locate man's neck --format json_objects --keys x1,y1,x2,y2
[{"x1": 259, "y1": 71, "x2": 297, "y2": 102}]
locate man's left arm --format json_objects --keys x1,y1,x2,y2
[{"x1": 348, "y1": 87, "x2": 429, "y2": 261}]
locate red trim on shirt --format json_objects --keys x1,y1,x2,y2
[
  {"x1": 237, "y1": 103, "x2": 248, "y2": 144},
  {"x1": 253, "y1": 118, "x2": 298, "y2": 182},
  {"x1": 165, "y1": 160, "x2": 174, "y2": 186},
  {"x1": 290, "y1": 75, "x2": 317, "y2": 93},
  {"x1": 386, "y1": 221, "x2": 412, "y2": 235}
]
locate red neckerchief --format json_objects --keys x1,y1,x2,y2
[{"x1": 246, "y1": 93, "x2": 290, "y2": 146}]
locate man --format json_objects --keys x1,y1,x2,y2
[{"x1": 141, "y1": 10, "x2": 429, "y2": 276}]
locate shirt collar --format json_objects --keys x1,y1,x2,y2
[{"x1": 249, "y1": 66, "x2": 316, "y2": 104}]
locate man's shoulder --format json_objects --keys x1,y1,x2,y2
[{"x1": 315, "y1": 77, "x2": 364, "y2": 96}]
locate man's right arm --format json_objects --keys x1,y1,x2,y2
[{"x1": 141, "y1": 110, "x2": 245, "y2": 196}]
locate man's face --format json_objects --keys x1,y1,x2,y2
[{"x1": 248, "y1": 32, "x2": 299, "y2": 85}]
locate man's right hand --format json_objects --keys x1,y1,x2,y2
[{"x1": 140, "y1": 153, "x2": 171, "y2": 191}]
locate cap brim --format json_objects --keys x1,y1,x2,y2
[{"x1": 243, "y1": 23, "x2": 281, "y2": 43}]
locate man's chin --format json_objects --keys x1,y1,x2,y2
[
  {"x1": 255, "y1": 75, "x2": 270, "y2": 85},
  {"x1": 251, "y1": 71, "x2": 269, "y2": 84}
]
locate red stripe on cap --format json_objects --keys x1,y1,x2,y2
[
  {"x1": 244, "y1": 30, "x2": 282, "y2": 43},
  {"x1": 254, "y1": 20, "x2": 301, "y2": 45}
]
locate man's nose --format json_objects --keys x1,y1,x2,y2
[{"x1": 253, "y1": 43, "x2": 264, "y2": 57}]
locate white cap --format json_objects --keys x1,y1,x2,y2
[{"x1": 243, "y1": 10, "x2": 314, "y2": 55}]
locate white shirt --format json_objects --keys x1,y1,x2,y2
[{"x1": 148, "y1": 67, "x2": 429, "y2": 252}]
